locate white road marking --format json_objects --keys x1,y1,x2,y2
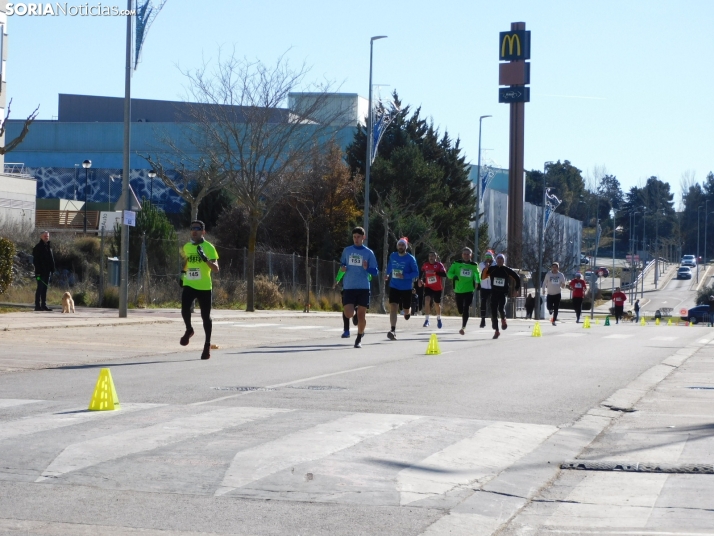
[
  {"x1": 0, "y1": 403, "x2": 163, "y2": 442},
  {"x1": 0, "y1": 399, "x2": 42, "y2": 409},
  {"x1": 603, "y1": 334, "x2": 633, "y2": 339},
  {"x1": 215, "y1": 412, "x2": 420, "y2": 496},
  {"x1": 36, "y1": 407, "x2": 289, "y2": 482},
  {"x1": 396, "y1": 421, "x2": 557, "y2": 505},
  {"x1": 190, "y1": 366, "x2": 376, "y2": 406}
]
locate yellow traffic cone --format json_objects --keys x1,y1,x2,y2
[
  {"x1": 667, "y1": 318, "x2": 672, "y2": 326},
  {"x1": 88, "y1": 368, "x2": 120, "y2": 411},
  {"x1": 532, "y1": 322, "x2": 542, "y2": 337},
  {"x1": 640, "y1": 317, "x2": 646, "y2": 326},
  {"x1": 583, "y1": 317, "x2": 591, "y2": 329},
  {"x1": 655, "y1": 318, "x2": 660, "y2": 326},
  {"x1": 595, "y1": 318, "x2": 600, "y2": 324},
  {"x1": 426, "y1": 334, "x2": 441, "y2": 355}
]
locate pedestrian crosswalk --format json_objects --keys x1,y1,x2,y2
[{"x1": 0, "y1": 398, "x2": 556, "y2": 509}]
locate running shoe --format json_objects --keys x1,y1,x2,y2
[
  {"x1": 493, "y1": 330, "x2": 500, "y2": 339},
  {"x1": 180, "y1": 328, "x2": 195, "y2": 346},
  {"x1": 501, "y1": 318, "x2": 508, "y2": 330},
  {"x1": 459, "y1": 328, "x2": 465, "y2": 335},
  {"x1": 437, "y1": 318, "x2": 443, "y2": 329},
  {"x1": 423, "y1": 319, "x2": 430, "y2": 328},
  {"x1": 387, "y1": 331, "x2": 396, "y2": 341},
  {"x1": 352, "y1": 314, "x2": 358, "y2": 326},
  {"x1": 480, "y1": 318, "x2": 486, "y2": 328},
  {"x1": 354, "y1": 339, "x2": 362, "y2": 349},
  {"x1": 341, "y1": 330, "x2": 350, "y2": 338},
  {"x1": 551, "y1": 319, "x2": 556, "y2": 326},
  {"x1": 405, "y1": 314, "x2": 411, "y2": 320},
  {"x1": 200, "y1": 343, "x2": 211, "y2": 360}
]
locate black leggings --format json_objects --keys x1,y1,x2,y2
[
  {"x1": 479, "y1": 288, "x2": 491, "y2": 318},
  {"x1": 547, "y1": 293, "x2": 562, "y2": 321},
  {"x1": 491, "y1": 291, "x2": 507, "y2": 329},
  {"x1": 182, "y1": 286, "x2": 213, "y2": 345},
  {"x1": 35, "y1": 273, "x2": 50, "y2": 307},
  {"x1": 455, "y1": 292, "x2": 474, "y2": 328},
  {"x1": 573, "y1": 297, "x2": 583, "y2": 320}
]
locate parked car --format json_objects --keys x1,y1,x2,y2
[
  {"x1": 580, "y1": 255, "x2": 590, "y2": 265},
  {"x1": 681, "y1": 305, "x2": 710, "y2": 324},
  {"x1": 681, "y1": 255, "x2": 697, "y2": 267},
  {"x1": 596, "y1": 267, "x2": 610, "y2": 277},
  {"x1": 584, "y1": 270, "x2": 595, "y2": 280},
  {"x1": 677, "y1": 266, "x2": 692, "y2": 280}
]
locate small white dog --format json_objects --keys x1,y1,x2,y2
[{"x1": 61, "y1": 291, "x2": 75, "y2": 313}]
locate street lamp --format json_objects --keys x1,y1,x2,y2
[
  {"x1": 474, "y1": 115, "x2": 492, "y2": 261},
  {"x1": 82, "y1": 159, "x2": 92, "y2": 234},
  {"x1": 698, "y1": 205, "x2": 703, "y2": 283},
  {"x1": 148, "y1": 169, "x2": 157, "y2": 204},
  {"x1": 363, "y1": 35, "x2": 388, "y2": 245},
  {"x1": 535, "y1": 161, "x2": 554, "y2": 320}
]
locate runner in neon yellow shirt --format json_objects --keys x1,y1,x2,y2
[{"x1": 180, "y1": 220, "x2": 219, "y2": 359}]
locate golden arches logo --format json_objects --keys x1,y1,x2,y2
[{"x1": 501, "y1": 34, "x2": 521, "y2": 57}]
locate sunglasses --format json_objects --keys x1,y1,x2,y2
[{"x1": 190, "y1": 226, "x2": 203, "y2": 231}]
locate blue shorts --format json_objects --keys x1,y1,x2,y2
[{"x1": 342, "y1": 288, "x2": 370, "y2": 308}]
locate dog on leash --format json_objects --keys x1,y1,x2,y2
[{"x1": 61, "y1": 292, "x2": 75, "y2": 313}]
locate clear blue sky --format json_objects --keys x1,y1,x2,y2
[{"x1": 6, "y1": 0, "x2": 713, "y2": 206}]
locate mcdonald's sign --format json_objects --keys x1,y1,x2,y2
[{"x1": 499, "y1": 30, "x2": 530, "y2": 61}]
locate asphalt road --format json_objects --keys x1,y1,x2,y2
[{"x1": 0, "y1": 304, "x2": 710, "y2": 535}]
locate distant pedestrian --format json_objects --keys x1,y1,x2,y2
[
  {"x1": 612, "y1": 286, "x2": 627, "y2": 324},
  {"x1": 568, "y1": 272, "x2": 587, "y2": 323},
  {"x1": 634, "y1": 299, "x2": 640, "y2": 322},
  {"x1": 542, "y1": 262, "x2": 566, "y2": 325},
  {"x1": 32, "y1": 230, "x2": 55, "y2": 312},
  {"x1": 525, "y1": 293, "x2": 535, "y2": 319}
]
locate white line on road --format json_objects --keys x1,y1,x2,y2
[
  {"x1": 190, "y1": 366, "x2": 376, "y2": 406},
  {"x1": 36, "y1": 406, "x2": 290, "y2": 482},
  {"x1": 215, "y1": 412, "x2": 420, "y2": 496},
  {"x1": 397, "y1": 421, "x2": 557, "y2": 506},
  {"x1": 0, "y1": 403, "x2": 163, "y2": 443},
  {"x1": 0, "y1": 399, "x2": 42, "y2": 409}
]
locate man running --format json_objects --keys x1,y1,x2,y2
[
  {"x1": 419, "y1": 251, "x2": 447, "y2": 329},
  {"x1": 339, "y1": 227, "x2": 379, "y2": 348},
  {"x1": 542, "y1": 262, "x2": 567, "y2": 325},
  {"x1": 568, "y1": 272, "x2": 587, "y2": 323},
  {"x1": 180, "y1": 220, "x2": 219, "y2": 360},
  {"x1": 385, "y1": 238, "x2": 419, "y2": 340},
  {"x1": 478, "y1": 251, "x2": 495, "y2": 328},
  {"x1": 447, "y1": 247, "x2": 481, "y2": 335},
  {"x1": 487, "y1": 253, "x2": 521, "y2": 339},
  {"x1": 612, "y1": 286, "x2": 627, "y2": 324}
]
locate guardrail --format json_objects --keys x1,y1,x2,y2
[
  {"x1": 621, "y1": 259, "x2": 657, "y2": 290},
  {"x1": 35, "y1": 210, "x2": 100, "y2": 230}
]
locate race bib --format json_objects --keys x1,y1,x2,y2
[
  {"x1": 348, "y1": 254, "x2": 362, "y2": 266},
  {"x1": 550, "y1": 277, "x2": 560, "y2": 283},
  {"x1": 392, "y1": 269, "x2": 403, "y2": 279},
  {"x1": 574, "y1": 283, "x2": 582, "y2": 289},
  {"x1": 186, "y1": 268, "x2": 201, "y2": 280},
  {"x1": 460, "y1": 268, "x2": 472, "y2": 278},
  {"x1": 493, "y1": 277, "x2": 505, "y2": 287},
  {"x1": 427, "y1": 275, "x2": 437, "y2": 284}
]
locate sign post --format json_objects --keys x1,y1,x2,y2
[{"x1": 499, "y1": 22, "x2": 531, "y2": 268}]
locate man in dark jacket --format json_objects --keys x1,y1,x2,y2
[
  {"x1": 32, "y1": 231, "x2": 55, "y2": 311},
  {"x1": 488, "y1": 253, "x2": 521, "y2": 339}
]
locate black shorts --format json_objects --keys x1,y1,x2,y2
[
  {"x1": 342, "y1": 288, "x2": 370, "y2": 308},
  {"x1": 389, "y1": 287, "x2": 413, "y2": 309},
  {"x1": 423, "y1": 287, "x2": 442, "y2": 304}
]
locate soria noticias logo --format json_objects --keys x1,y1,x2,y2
[{"x1": 6, "y1": 3, "x2": 136, "y2": 16}]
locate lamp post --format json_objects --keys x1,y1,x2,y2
[
  {"x1": 363, "y1": 35, "x2": 388, "y2": 244},
  {"x1": 705, "y1": 199, "x2": 709, "y2": 269},
  {"x1": 535, "y1": 161, "x2": 553, "y2": 320},
  {"x1": 611, "y1": 207, "x2": 616, "y2": 294},
  {"x1": 474, "y1": 115, "x2": 492, "y2": 260},
  {"x1": 82, "y1": 159, "x2": 92, "y2": 234},
  {"x1": 697, "y1": 205, "x2": 703, "y2": 283},
  {"x1": 148, "y1": 170, "x2": 157, "y2": 204}
]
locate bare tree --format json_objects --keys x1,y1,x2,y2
[
  {"x1": 182, "y1": 50, "x2": 352, "y2": 311},
  {"x1": 0, "y1": 100, "x2": 40, "y2": 155},
  {"x1": 521, "y1": 217, "x2": 578, "y2": 278}
]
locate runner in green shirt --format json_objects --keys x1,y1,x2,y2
[
  {"x1": 446, "y1": 247, "x2": 481, "y2": 335},
  {"x1": 180, "y1": 220, "x2": 219, "y2": 360}
]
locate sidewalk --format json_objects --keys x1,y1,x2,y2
[{"x1": 505, "y1": 331, "x2": 714, "y2": 532}]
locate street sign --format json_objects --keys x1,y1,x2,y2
[
  {"x1": 499, "y1": 86, "x2": 530, "y2": 103},
  {"x1": 123, "y1": 210, "x2": 136, "y2": 227}
]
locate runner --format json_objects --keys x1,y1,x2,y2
[
  {"x1": 180, "y1": 220, "x2": 219, "y2": 360},
  {"x1": 339, "y1": 227, "x2": 379, "y2": 348},
  {"x1": 612, "y1": 286, "x2": 627, "y2": 324},
  {"x1": 419, "y1": 251, "x2": 447, "y2": 329},
  {"x1": 487, "y1": 253, "x2": 521, "y2": 339},
  {"x1": 542, "y1": 262, "x2": 567, "y2": 325},
  {"x1": 334, "y1": 270, "x2": 359, "y2": 338},
  {"x1": 478, "y1": 250, "x2": 495, "y2": 328},
  {"x1": 385, "y1": 238, "x2": 419, "y2": 340},
  {"x1": 568, "y1": 272, "x2": 587, "y2": 323},
  {"x1": 446, "y1": 247, "x2": 481, "y2": 335}
]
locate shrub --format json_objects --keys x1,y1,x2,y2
[
  {"x1": 0, "y1": 237, "x2": 15, "y2": 295},
  {"x1": 696, "y1": 283, "x2": 714, "y2": 305},
  {"x1": 254, "y1": 274, "x2": 282, "y2": 309},
  {"x1": 103, "y1": 287, "x2": 119, "y2": 308}
]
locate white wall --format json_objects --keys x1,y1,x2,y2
[{"x1": 0, "y1": 174, "x2": 36, "y2": 227}]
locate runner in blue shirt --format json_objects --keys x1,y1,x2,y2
[
  {"x1": 385, "y1": 238, "x2": 419, "y2": 340},
  {"x1": 339, "y1": 227, "x2": 379, "y2": 348}
]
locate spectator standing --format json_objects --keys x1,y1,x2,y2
[{"x1": 32, "y1": 231, "x2": 56, "y2": 312}]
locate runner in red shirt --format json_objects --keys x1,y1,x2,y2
[
  {"x1": 419, "y1": 251, "x2": 447, "y2": 329},
  {"x1": 568, "y1": 272, "x2": 588, "y2": 323},
  {"x1": 612, "y1": 286, "x2": 627, "y2": 324}
]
